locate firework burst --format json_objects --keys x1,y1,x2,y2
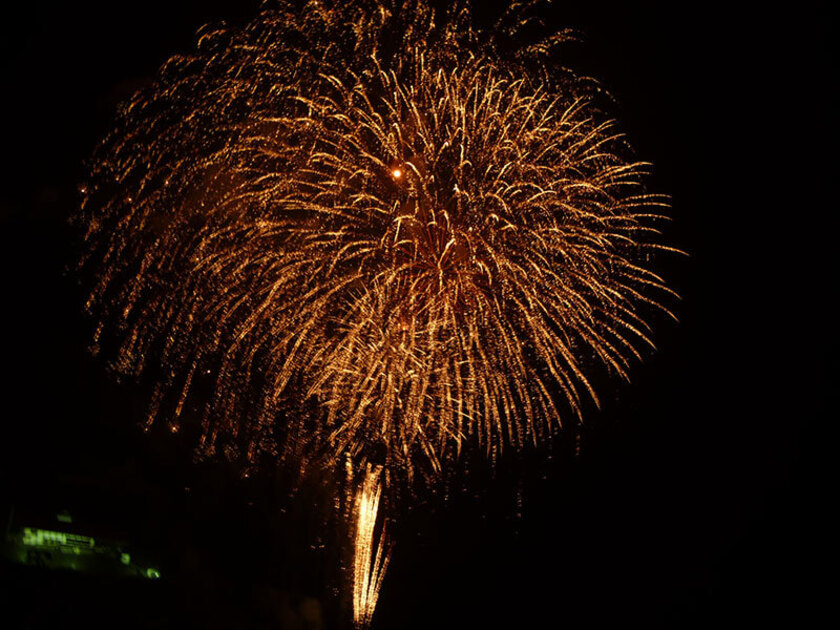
[{"x1": 79, "y1": 0, "x2": 676, "y2": 625}]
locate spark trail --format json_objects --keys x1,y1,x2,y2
[{"x1": 350, "y1": 464, "x2": 391, "y2": 629}]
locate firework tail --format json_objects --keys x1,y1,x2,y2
[{"x1": 346, "y1": 461, "x2": 392, "y2": 629}]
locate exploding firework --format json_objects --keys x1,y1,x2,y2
[
  {"x1": 80, "y1": 0, "x2": 675, "y2": 482},
  {"x1": 79, "y1": 0, "x2": 676, "y2": 625}
]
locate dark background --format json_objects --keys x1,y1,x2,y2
[{"x1": 0, "y1": 1, "x2": 830, "y2": 628}]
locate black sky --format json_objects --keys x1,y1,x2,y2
[{"x1": 0, "y1": 1, "x2": 831, "y2": 628}]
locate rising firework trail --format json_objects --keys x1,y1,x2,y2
[
  {"x1": 349, "y1": 463, "x2": 391, "y2": 629},
  {"x1": 78, "y1": 0, "x2": 678, "y2": 625}
]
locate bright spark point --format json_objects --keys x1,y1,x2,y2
[{"x1": 391, "y1": 168, "x2": 402, "y2": 179}]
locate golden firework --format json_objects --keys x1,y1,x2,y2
[
  {"x1": 80, "y1": 2, "x2": 676, "y2": 623},
  {"x1": 80, "y1": 0, "x2": 671, "y2": 627},
  {"x1": 80, "y1": 0, "x2": 675, "y2": 482}
]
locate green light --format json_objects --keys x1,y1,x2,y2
[
  {"x1": 13, "y1": 525, "x2": 163, "y2": 579},
  {"x1": 22, "y1": 527, "x2": 95, "y2": 550}
]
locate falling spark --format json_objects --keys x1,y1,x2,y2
[{"x1": 351, "y1": 464, "x2": 392, "y2": 629}]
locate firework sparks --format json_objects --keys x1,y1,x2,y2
[
  {"x1": 350, "y1": 463, "x2": 391, "y2": 629},
  {"x1": 79, "y1": 0, "x2": 677, "y2": 623},
  {"x1": 79, "y1": 0, "x2": 675, "y2": 483}
]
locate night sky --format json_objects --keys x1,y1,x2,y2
[{"x1": 0, "y1": 1, "x2": 830, "y2": 628}]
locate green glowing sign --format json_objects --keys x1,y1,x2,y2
[
  {"x1": 22, "y1": 527, "x2": 95, "y2": 550},
  {"x1": 16, "y1": 526, "x2": 161, "y2": 579}
]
